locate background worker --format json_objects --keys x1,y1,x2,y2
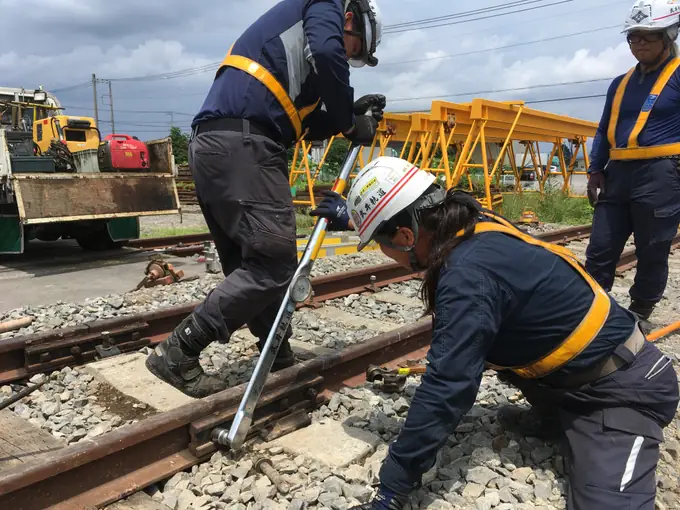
[
  {"x1": 586, "y1": 0, "x2": 680, "y2": 330},
  {"x1": 311, "y1": 156, "x2": 679, "y2": 510},
  {"x1": 146, "y1": 0, "x2": 386, "y2": 398}
]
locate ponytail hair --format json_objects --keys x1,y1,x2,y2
[{"x1": 417, "y1": 189, "x2": 481, "y2": 315}]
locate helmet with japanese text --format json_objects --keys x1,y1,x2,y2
[
  {"x1": 344, "y1": 0, "x2": 382, "y2": 67},
  {"x1": 623, "y1": 0, "x2": 680, "y2": 40},
  {"x1": 347, "y1": 156, "x2": 445, "y2": 251}
]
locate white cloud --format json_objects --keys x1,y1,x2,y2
[{"x1": 0, "y1": 0, "x2": 640, "y2": 137}]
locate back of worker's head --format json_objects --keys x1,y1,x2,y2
[{"x1": 344, "y1": 0, "x2": 382, "y2": 67}]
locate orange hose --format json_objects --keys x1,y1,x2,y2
[{"x1": 648, "y1": 319, "x2": 680, "y2": 342}]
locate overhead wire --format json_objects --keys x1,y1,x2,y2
[
  {"x1": 45, "y1": 0, "x2": 623, "y2": 92},
  {"x1": 384, "y1": 0, "x2": 574, "y2": 35},
  {"x1": 384, "y1": 0, "x2": 551, "y2": 30},
  {"x1": 388, "y1": 77, "x2": 616, "y2": 103}
]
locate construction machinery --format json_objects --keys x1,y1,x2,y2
[{"x1": 0, "y1": 86, "x2": 180, "y2": 254}]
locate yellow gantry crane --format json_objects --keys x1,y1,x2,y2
[{"x1": 288, "y1": 98, "x2": 598, "y2": 211}]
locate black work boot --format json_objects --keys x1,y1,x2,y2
[
  {"x1": 629, "y1": 300, "x2": 656, "y2": 335},
  {"x1": 145, "y1": 314, "x2": 228, "y2": 398}
]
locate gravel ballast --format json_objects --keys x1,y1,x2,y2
[{"x1": 1, "y1": 227, "x2": 679, "y2": 509}]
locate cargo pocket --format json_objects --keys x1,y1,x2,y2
[
  {"x1": 588, "y1": 407, "x2": 663, "y2": 500},
  {"x1": 239, "y1": 200, "x2": 296, "y2": 259}
]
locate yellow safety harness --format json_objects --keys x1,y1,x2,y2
[
  {"x1": 456, "y1": 212, "x2": 611, "y2": 379},
  {"x1": 217, "y1": 46, "x2": 320, "y2": 142},
  {"x1": 608, "y1": 57, "x2": 680, "y2": 161}
]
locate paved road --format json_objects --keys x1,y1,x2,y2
[{"x1": 0, "y1": 240, "x2": 207, "y2": 312}]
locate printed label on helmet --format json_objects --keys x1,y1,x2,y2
[{"x1": 359, "y1": 176, "x2": 378, "y2": 195}]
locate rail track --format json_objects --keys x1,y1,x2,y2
[
  {"x1": 0, "y1": 224, "x2": 592, "y2": 385},
  {"x1": 4, "y1": 222, "x2": 680, "y2": 509}
]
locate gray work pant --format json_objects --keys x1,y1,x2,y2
[
  {"x1": 188, "y1": 126, "x2": 297, "y2": 356},
  {"x1": 501, "y1": 338, "x2": 679, "y2": 509}
]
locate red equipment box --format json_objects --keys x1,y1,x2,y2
[{"x1": 98, "y1": 134, "x2": 149, "y2": 171}]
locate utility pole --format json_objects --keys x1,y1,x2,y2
[
  {"x1": 92, "y1": 74, "x2": 99, "y2": 129},
  {"x1": 108, "y1": 80, "x2": 115, "y2": 134},
  {"x1": 169, "y1": 111, "x2": 175, "y2": 127}
]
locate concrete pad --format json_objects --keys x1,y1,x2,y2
[
  {"x1": 310, "y1": 306, "x2": 395, "y2": 332},
  {"x1": 267, "y1": 419, "x2": 382, "y2": 469},
  {"x1": 105, "y1": 492, "x2": 171, "y2": 510},
  {"x1": 84, "y1": 352, "x2": 195, "y2": 412},
  {"x1": 373, "y1": 290, "x2": 420, "y2": 307}
]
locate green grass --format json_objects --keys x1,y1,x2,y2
[
  {"x1": 142, "y1": 226, "x2": 210, "y2": 239},
  {"x1": 142, "y1": 213, "x2": 318, "y2": 240},
  {"x1": 501, "y1": 190, "x2": 594, "y2": 225},
  {"x1": 296, "y1": 212, "x2": 316, "y2": 235}
]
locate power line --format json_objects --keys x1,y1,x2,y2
[
  {"x1": 526, "y1": 93, "x2": 608, "y2": 104},
  {"x1": 45, "y1": 0, "x2": 624, "y2": 91},
  {"x1": 389, "y1": 77, "x2": 616, "y2": 103},
  {"x1": 384, "y1": 0, "x2": 549, "y2": 30},
  {"x1": 384, "y1": 0, "x2": 573, "y2": 34},
  {"x1": 379, "y1": 24, "x2": 619, "y2": 67},
  {"x1": 60, "y1": 104, "x2": 195, "y2": 116}
]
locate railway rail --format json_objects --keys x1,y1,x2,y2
[
  {"x1": 2, "y1": 223, "x2": 680, "y2": 509},
  {"x1": 0, "y1": 224, "x2": 591, "y2": 385}
]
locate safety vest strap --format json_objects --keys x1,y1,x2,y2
[
  {"x1": 610, "y1": 141, "x2": 680, "y2": 160},
  {"x1": 217, "y1": 46, "x2": 320, "y2": 142},
  {"x1": 607, "y1": 68, "x2": 634, "y2": 148},
  {"x1": 608, "y1": 58, "x2": 680, "y2": 158},
  {"x1": 459, "y1": 214, "x2": 611, "y2": 379}
]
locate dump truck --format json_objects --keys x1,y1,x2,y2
[{"x1": 0, "y1": 86, "x2": 180, "y2": 254}]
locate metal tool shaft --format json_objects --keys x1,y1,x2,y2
[{"x1": 222, "y1": 144, "x2": 362, "y2": 450}]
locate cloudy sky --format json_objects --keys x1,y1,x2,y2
[{"x1": 0, "y1": 0, "x2": 638, "y2": 141}]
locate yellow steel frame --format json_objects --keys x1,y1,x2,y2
[{"x1": 286, "y1": 99, "x2": 597, "y2": 212}]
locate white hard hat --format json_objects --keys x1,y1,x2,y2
[
  {"x1": 622, "y1": 0, "x2": 680, "y2": 38},
  {"x1": 345, "y1": 0, "x2": 382, "y2": 67},
  {"x1": 347, "y1": 156, "x2": 437, "y2": 251}
]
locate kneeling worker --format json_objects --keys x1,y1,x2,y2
[
  {"x1": 145, "y1": 0, "x2": 385, "y2": 398},
  {"x1": 311, "y1": 157, "x2": 679, "y2": 510}
]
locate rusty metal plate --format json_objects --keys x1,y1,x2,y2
[{"x1": 13, "y1": 173, "x2": 179, "y2": 224}]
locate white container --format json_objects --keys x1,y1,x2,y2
[{"x1": 72, "y1": 148, "x2": 99, "y2": 173}]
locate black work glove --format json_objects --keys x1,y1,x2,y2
[
  {"x1": 354, "y1": 94, "x2": 386, "y2": 121},
  {"x1": 348, "y1": 486, "x2": 409, "y2": 510},
  {"x1": 344, "y1": 115, "x2": 379, "y2": 146},
  {"x1": 587, "y1": 171, "x2": 606, "y2": 207},
  {"x1": 309, "y1": 190, "x2": 350, "y2": 231}
]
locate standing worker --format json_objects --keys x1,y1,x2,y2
[
  {"x1": 310, "y1": 157, "x2": 679, "y2": 510},
  {"x1": 146, "y1": 0, "x2": 386, "y2": 398},
  {"x1": 585, "y1": 0, "x2": 680, "y2": 330}
]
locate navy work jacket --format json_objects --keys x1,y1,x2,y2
[
  {"x1": 193, "y1": 0, "x2": 356, "y2": 147},
  {"x1": 379, "y1": 228, "x2": 636, "y2": 494},
  {"x1": 589, "y1": 55, "x2": 680, "y2": 172}
]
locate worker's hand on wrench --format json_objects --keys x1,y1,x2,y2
[
  {"x1": 310, "y1": 190, "x2": 350, "y2": 231},
  {"x1": 344, "y1": 115, "x2": 379, "y2": 145},
  {"x1": 587, "y1": 171, "x2": 606, "y2": 207},
  {"x1": 354, "y1": 94, "x2": 386, "y2": 121}
]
